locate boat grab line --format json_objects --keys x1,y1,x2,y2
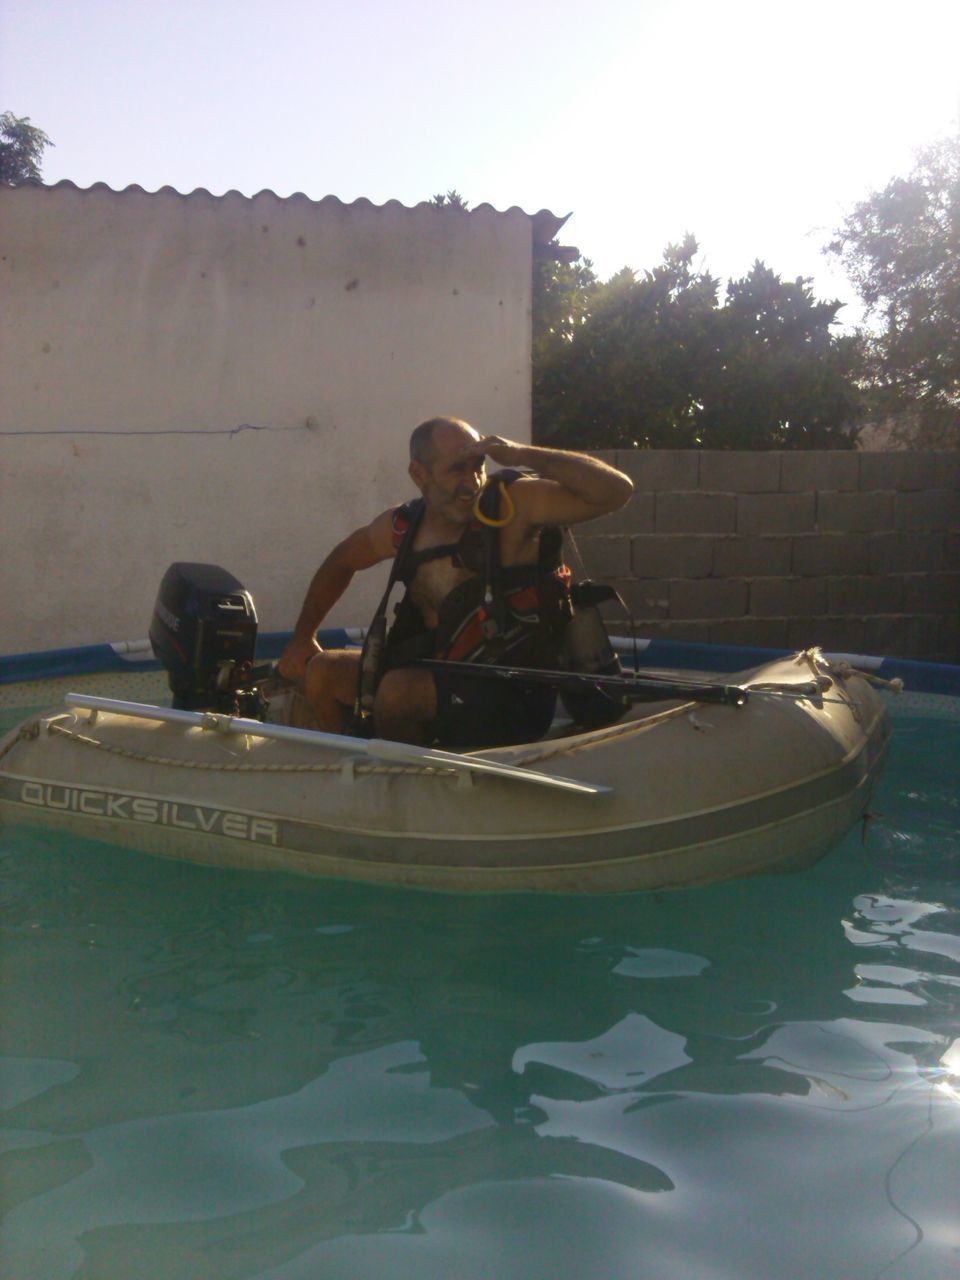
[
  {"x1": 44, "y1": 720, "x2": 446, "y2": 777},
  {"x1": 41, "y1": 714, "x2": 610, "y2": 796}
]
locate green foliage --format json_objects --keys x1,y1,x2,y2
[
  {"x1": 0, "y1": 111, "x2": 53, "y2": 184},
  {"x1": 699, "y1": 264, "x2": 864, "y2": 449},
  {"x1": 430, "y1": 190, "x2": 469, "y2": 209},
  {"x1": 534, "y1": 237, "x2": 862, "y2": 449},
  {"x1": 428, "y1": 191, "x2": 863, "y2": 449},
  {"x1": 828, "y1": 134, "x2": 960, "y2": 446},
  {"x1": 532, "y1": 254, "x2": 599, "y2": 363}
]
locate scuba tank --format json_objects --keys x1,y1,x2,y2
[{"x1": 560, "y1": 581, "x2": 629, "y2": 729}]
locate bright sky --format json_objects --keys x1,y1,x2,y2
[{"x1": 3, "y1": 0, "x2": 958, "y2": 329}]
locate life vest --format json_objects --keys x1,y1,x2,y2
[{"x1": 384, "y1": 470, "x2": 572, "y2": 668}]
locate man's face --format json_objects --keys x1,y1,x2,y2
[{"x1": 413, "y1": 425, "x2": 486, "y2": 523}]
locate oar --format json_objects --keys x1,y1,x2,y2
[
  {"x1": 416, "y1": 660, "x2": 751, "y2": 706},
  {"x1": 62, "y1": 694, "x2": 610, "y2": 796}
]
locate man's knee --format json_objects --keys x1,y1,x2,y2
[
  {"x1": 374, "y1": 669, "x2": 437, "y2": 726},
  {"x1": 304, "y1": 650, "x2": 360, "y2": 704}
]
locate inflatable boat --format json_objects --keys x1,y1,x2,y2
[
  {"x1": 0, "y1": 564, "x2": 891, "y2": 893},
  {"x1": 0, "y1": 661, "x2": 891, "y2": 894}
]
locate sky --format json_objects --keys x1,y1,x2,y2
[{"x1": 3, "y1": 0, "x2": 959, "y2": 330}]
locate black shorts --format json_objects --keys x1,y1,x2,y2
[{"x1": 428, "y1": 668, "x2": 557, "y2": 750}]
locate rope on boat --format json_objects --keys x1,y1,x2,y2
[
  {"x1": 793, "y1": 647, "x2": 834, "y2": 690},
  {"x1": 43, "y1": 721, "x2": 457, "y2": 778},
  {"x1": 796, "y1": 646, "x2": 904, "y2": 694},
  {"x1": 38, "y1": 703, "x2": 693, "y2": 777},
  {"x1": 0, "y1": 722, "x2": 41, "y2": 766},
  {"x1": 498, "y1": 702, "x2": 695, "y2": 767},
  {"x1": 796, "y1": 647, "x2": 902, "y2": 728},
  {"x1": 828, "y1": 660, "x2": 905, "y2": 693},
  {"x1": 13, "y1": 648, "x2": 880, "y2": 782}
]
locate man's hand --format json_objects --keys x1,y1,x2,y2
[
  {"x1": 278, "y1": 635, "x2": 322, "y2": 681},
  {"x1": 457, "y1": 434, "x2": 633, "y2": 529},
  {"x1": 458, "y1": 435, "x2": 527, "y2": 468}
]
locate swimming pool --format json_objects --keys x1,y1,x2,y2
[{"x1": 1, "y1": 682, "x2": 958, "y2": 1277}]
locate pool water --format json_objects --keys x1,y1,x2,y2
[{"x1": 1, "y1": 708, "x2": 958, "y2": 1280}]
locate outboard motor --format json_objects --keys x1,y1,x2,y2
[{"x1": 149, "y1": 563, "x2": 261, "y2": 714}]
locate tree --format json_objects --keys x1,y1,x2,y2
[
  {"x1": 430, "y1": 190, "x2": 469, "y2": 209},
  {"x1": 696, "y1": 263, "x2": 864, "y2": 449},
  {"x1": 425, "y1": 191, "x2": 863, "y2": 448},
  {"x1": 532, "y1": 254, "x2": 598, "y2": 365},
  {"x1": 534, "y1": 237, "x2": 721, "y2": 448},
  {"x1": 534, "y1": 237, "x2": 862, "y2": 449},
  {"x1": 0, "y1": 112, "x2": 53, "y2": 184},
  {"x1": 828, "y1": 134, "x2": 960, "y2": 446}
]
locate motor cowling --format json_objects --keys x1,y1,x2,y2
[{"x1": 149, "y1": 563, "x2": 259, "y2": 712}]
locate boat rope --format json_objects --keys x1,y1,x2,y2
[
  {"x1": 495, "y1": 701, "x2": 695, "y2": 767},
  {"x1": 13, "y1": 654, "x2": 875, "y2": 782},
  {"x1": 0, "y1": 722, "x2": 41, "y2": 766},
  {"x1": 796, "y1": 647, "x2": 904, "y2": 695},
  {"x1": 37, "y1": 703, "x2": 692, "y2": 777},
  {"x1": 827, "y1": 659, "x2": 905, "y2": 693},
  {"x1": 793, "y1": 647, "x2": 835, "y2": 690},
  {"x1": 43, "y1": 722, "x2": 457, "y2": 778}
]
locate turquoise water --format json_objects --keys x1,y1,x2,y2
[{"x1": 1, "y1": 709, "x2": 958, "y2": 1280}]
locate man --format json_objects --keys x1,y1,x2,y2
[{"x1": 277, "y1": 417, "x2": 633, "y2": 745}]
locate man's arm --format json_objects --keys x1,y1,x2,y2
[
  {"x1": 278, "y1": 508, "x2": 397, "y2": 678},
  {"x1": 463, "y1": 436, "x2": 634, "y2": 528}
]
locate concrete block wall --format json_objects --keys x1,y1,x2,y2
[{"x1": 573, "y1": 450, "x2": 960, "y2": 663}]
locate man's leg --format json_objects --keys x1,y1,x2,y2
[
  {"x1": 302, "y1": 650, "x2": 363, "y2": 732},
  {"x1": 373, "y1": 668, "x2": 438, "y2": 744}
]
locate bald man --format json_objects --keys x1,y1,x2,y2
[{"x1": 277, "y1": 417, "x2": 633, "y2": 746}]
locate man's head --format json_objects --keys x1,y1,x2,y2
[{"x1": 409, "y1": 416, "x2": 485, "y2": 523}]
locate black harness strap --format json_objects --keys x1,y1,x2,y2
[{"x1": 353, "y1": 499, "x2": 428, "y2": 721}]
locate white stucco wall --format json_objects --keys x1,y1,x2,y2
[{"x1": 0, "y1": 183, "x2": 539, "y2": 652}]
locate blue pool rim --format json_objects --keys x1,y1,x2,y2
[
  {"x1": 2, "y1": 631, "x2": 958, "y2": 697},
  {"x1": 0, "y1": 630, "x2": 349, "y2": 686},
  {"x1": 628, "y1": 638, "x2": 960, "y2": 698}
]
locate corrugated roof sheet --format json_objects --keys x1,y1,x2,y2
[{"x1": 14, "y1": 180, "x2": 571, "y2": 245}]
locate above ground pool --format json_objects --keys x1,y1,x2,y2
[{"x1": 1, "y1": 637, "x2": 958, "y2": 1279}]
